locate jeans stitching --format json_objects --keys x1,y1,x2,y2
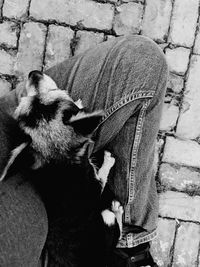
[
  {"x1": 124, "y1": 99, "x2": 151, "y2": 224},
  {"x1": 128, "y1": 99, "x2": 151, "y2": 203},
  {"x1": 117, "y1": 61, "x2": 167, "y2": 248},
  {"x1": 96, "y1": 91, "x2": 154, "y2": 225},
  {"x1": 117, "y1": 229, "x2": 157, "y2": 248},
  {"x1": 98, "y1": 90, "x2": 155, "y2": 128},
  {"x1": 94, "y1": 90, "x2": 157, "y2": 248}
]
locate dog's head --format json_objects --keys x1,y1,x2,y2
[{"x1": 0, "y1": 70, "x2": 104, "y2": 180}]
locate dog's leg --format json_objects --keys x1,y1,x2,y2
[
  {"x1": 111, "y1": 201, "x2": 123, "y2": 240},
  {"x1": 101, "y1": 201, "x2": 123, "y2": 242},
  {"x1": 97, "y1": 151, "x2": 115, "y2": 191}
]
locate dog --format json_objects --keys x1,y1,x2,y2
[{"x1": 0, "y1": 70, "x2": 123, "y2": 267}]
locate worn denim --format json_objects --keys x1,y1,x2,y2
[{"x1": 0, "y1": 35, "x2": 168, "y2": 265}]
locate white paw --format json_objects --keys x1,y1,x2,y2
[
  {"x1": 101, "y1": 209, "x2": 116, "y2": 226},
  {"x1": 97, "y1": 151, "x2": 115, "y2": 189},
  {"x1": 103, "y1": 151, "x2": 115, "y2": 169},
  {"x1": 111, "y1": 201, "x2": 123, "y2": 240},
  {"x1": 111, "y1": 201, "x2": 123, "y2": 217}
]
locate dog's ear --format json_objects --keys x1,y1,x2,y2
[
  {"x1": 69, "y1": 110, "x2": 104, "y2": 136},
  {"x1": 0, "y1": 142, "x2": 28, "y2": 181}
]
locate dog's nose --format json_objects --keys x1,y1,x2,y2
[{"x1": 28, "y1": 70, "x2": 43, "y2": 87}]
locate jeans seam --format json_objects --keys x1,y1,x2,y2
[
  {"x1": 124, "y1": 60, "x2": 167, "y2": 227},
  {"x1": 128, "y1": 99, "x2": 151, "y2": 203},
  {"x1": 98, "y1": 90, "x2": 155, "y2": 128},
  {"x1": 124, "y1": 99, "x2": 152, "y2": 224},
  {"x1": 117, "y1": 229, "x2": 157, "y2": 248},
  {"x1": 96, "y1": 91, "x2": 154, "y2": 225}
]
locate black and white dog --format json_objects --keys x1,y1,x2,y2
[{"x1": 0, "y1": 71, "x2": 123, "y2": 267}]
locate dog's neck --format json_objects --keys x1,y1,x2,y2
[
  {"x1": 30, "y1": 155, "x2": 102, "y2": 221},
  {"x1": 34, "y1": 154, "x2": 97, "y2": 185}
]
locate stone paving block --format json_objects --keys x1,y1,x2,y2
[
  {"x1": 3, "y1": 0, "x2": 29, "y2": 19},
  {"x1": 168, "y1": 0, "x2": 199, "y2": 48},
  {"x1": 159, "y1": 103, "x2": 179, "y2": 131},
  {"x1": 165, "y1": 47, "x2": 190, "y2": 75},
  {"x1": 14, "y1": 22, "x2": 46, "y2": 78},
  {"x1": 0, "y1": 78, "x2": 12, "y2": 97},
  {"x1": 176, "y1": 55, "x2": 200, "y2": 139},
  {"x1": 142, "y1": 0, "x2": 172, "y2": 42},
  {"x1": 158, "y1": 43, "x2": 168, "y2": 51},
  {"x1": 173, "y1": 222, "x2": 200, "y2": 267},
  {"x1": 45, "y1": 25, "x2": 74, "y2": 70},
  {"x1": 74, "y1": 31, "x2": 104, "y2": 55},
  {"x1": 167, "y1": 72, "x2": 184, "y2": 94},
  {"x1": 106, "y1": 35, "x2": 116, "y2": 41},
  {"x1": 123, "y1": 0, "x2": 144, "y2": 2},
  {"x1": 162, "y1": 136, "x2": 200, "y2": 168},
  {"x1": 151, "y1": 218, "x2": 176, "y2": 267},
  {"x1": 30, "y1": 0, "x2": 114, "y2": 30},
  {"x1": 159, "y1": 163, "x2": 200, "y2": 194},
  {"x1": 0, "y1": 49, "x2": 15, "y2": 75},
  {"x1": 113, "y1": 2, "x2": 143, "y2": 35},
  {"x1": 0, "y1": 21, "x2": 18, "y2": 48},
  {"x1": 159, "y1": 191, "x2": 200, "y2": 221}
]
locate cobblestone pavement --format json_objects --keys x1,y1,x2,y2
[{"x1": 0, "y1": 0, "x2": 200, "y2": 266}]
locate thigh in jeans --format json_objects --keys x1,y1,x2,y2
[{"x1": 45, "y1": 35, "x2": 168, "y2": 247}]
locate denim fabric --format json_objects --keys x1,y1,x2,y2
[{"x1": 0, "y1": 35, "x2": 168, "y2": 265}]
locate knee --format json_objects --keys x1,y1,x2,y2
[
  {"x1": 113, "y1": 35, "x2": 169, "y2": 95},
  {"x1": 121, "y1": 35, "x2": 168, "y2": 72}
]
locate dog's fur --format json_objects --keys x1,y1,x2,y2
[
  {"x1": 0, "y1": 108, "x2": 30, "y2": 180},
  {"x1": 1, "y1": 71, "x2": 123, "y2": 267}
]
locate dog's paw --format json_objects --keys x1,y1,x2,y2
[
  {"x1": 101, "y1": 209, "x2": 116, "y2": 226},
  {"x1": 111, "y1": 201, "x2": 123, "y2": 239},
  {"x1": 103, "y1": 151, "x2": 115, "y2": 169},
  {"x1": 97, "y1": 151, "x2": 115, "y2": 189},
  {"x1": 111, "y1": 201, "x2": 123, "y2": 219}
]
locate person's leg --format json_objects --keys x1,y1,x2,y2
[
  {"x1": 45, "y1": 34, "x2": 168, "y2": 261},
  {"x1": 2, "y1": 35, "x2": 167, "y2": 265},
  {"x1": 0, "y1": 108, "x2": 48, "y2": 267}
]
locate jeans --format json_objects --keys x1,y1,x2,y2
[{"x1": 0, "y1": 35, "x2": 168, "y2": 265}]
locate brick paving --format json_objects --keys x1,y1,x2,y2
[{"x1": 1, "y1": 0, "x2": 200, "y2": 266}]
